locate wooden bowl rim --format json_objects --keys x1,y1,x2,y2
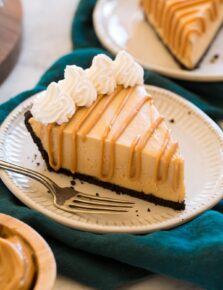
[{"x1": 0, "y1": 213, "x2": 56, "y2": 290}]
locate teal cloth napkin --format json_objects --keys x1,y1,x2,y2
[{"x1": 0, "y1": 1, "x2": 223, "y2": 290}]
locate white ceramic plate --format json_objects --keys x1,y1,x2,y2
[
  {"x1": 0, "y1": 85, "x2": 223, "y2": 233},
  {"x1": 93, "y1": 0, "x2": 223, "y2": 82}
]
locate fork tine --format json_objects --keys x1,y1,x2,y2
[
  {"x1": 68, "y1": 200, "x2": 131, "y2": 211},
  {"x1": 67, "y1": 204, "x2": 129, "y2": 213},
  {"x1": 77, "y1": 192, "x2": 134, "y2": 204},
  {"x1": 72, "y1": 197, "x2": 133, "y2": 208}
]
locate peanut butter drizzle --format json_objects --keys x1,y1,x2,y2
[
  {"x1": 100, "y1": 87, "x2": 135, "y2": 178},
  {"x1": 149, "y1": 102, "x2": 155, "y2": 122},
  {"x1": 103, "y1": 96, "x2": 153, "y2": 180},
  {"x1": 128, "y1": 103, "x2": 154, "y2": 179},
  {"x1": 141, "y1": 0, "x2": 221, "y2": 65},
  {"x1": 70, "y1": 87, "x2": 122, "y2": 172},
  {"x1": 163, "y1": 3, "x2": 194, "y2": 46},
  {"x1": 128, "y1": 135, "x2": 141, "y2": 179},
  {"x1": 180, "y1": 28, "x2": 202, "y2": 58},
  {"x1": 78, "y1": 87, "x2": 122, "y2": 141},
  {"x1": 170, "y1": 11, "x2": 205, "y2": 52},
  {"x1": 128, "y1": 116, "x2": 164, "y2": 180},
  {"x1": 175, "y1": 157, "x2": 184, "y2": 191},
  {"x1": 164, "y1": 1, "x2": 208, "y2": 56},
  {"x1": 160, "y1": 142, "x2": 179, "y2": 183},
  {"x1": 156, "y1": 130, "x2": 170, "y2": 181},
  {"x1": 69, "y1": 94, "x2": 104, "y2": 172},
  {"x1": 162, "y1": 0, "x2": 210, "y2": 39},
  {"x1": 172, "y1": 12, "x2": 204, "y2": 53},
  {"x1": 172, "y1": 159, "x2": 180, "y2": 191},
  {"x1": 47, "y1": 123, "x2": 66, "y2": 171},
  {"x1": 165, "y1": 0, "x2": 215, "y2": 29}
]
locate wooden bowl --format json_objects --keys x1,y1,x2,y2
[{"x1": 0, "y1": 213, "x2": 56, "y2": 290}]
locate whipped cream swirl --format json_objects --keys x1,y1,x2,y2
[
  {"x1": 59, "y1": 65, "x2": 85, "y2": 92},
  {"x1": 113, "y1": 50, "x2": 144, "y2": 88},
  {"x1": 86, "y1": 54, "x2": 116, "y2": 95},
  {"x1": 31, "y1": 82, "x2": 75, "y2": 125},
  {"x1": 59, "y1": 65, "x2": 97, "y2": 107},
  {"x1": 31, "y1": 51, "x2": 145, "y2": 124}
]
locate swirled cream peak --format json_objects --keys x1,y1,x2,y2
[
  {"x1": 59, "y1": 65, "x2": 97, "y2": 107},
  {"x1": 113, "y1": 51, "x2": 144, "y2": 88},
  {"x1": 65, "y1": 65, "x2": 84, "y2": 80},
  {"x1": 60, "y1": 65, "x2": 85, "y2": 92},
  {"x1": 31, "y1": 82, "x2": 75, "y2": 125},
  {"x1": 86, "y1": 54, "x2": 117, "y2": 95}
]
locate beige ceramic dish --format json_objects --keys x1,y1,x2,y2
[{"x1": 0, "y1": 213, "x2": 56, "y2": 290}]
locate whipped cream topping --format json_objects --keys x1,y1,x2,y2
[
  {"x1": 72, "y1": 78, "x2": 97, "y2": 107},
  {"x1": 59, "y1": 65, "x2": 97, "y2": 107},
  {"x1": 65, "y1": 64, "x2": 84, "y2": 80},
  {"x1": 31, "y1": 82, "x2": 75, "y2": 125},
  {"x1": 86, "y1": 54, "x2": 117, "y2": 95},
  {"x1": 31, "y1": 51, "x2": 144, "y2": 124},
  {"x1": 113, "y1": 51, "x2": 144, "y2": 88}
]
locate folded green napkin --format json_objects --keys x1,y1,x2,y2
[
  {"x1": 72, "y1": 0, "x2": 223, "y2": 120},
  {"x1": 0, "y1": 1, "x2": 223, "y2": 290}
]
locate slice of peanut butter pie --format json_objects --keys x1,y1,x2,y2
[
  {"x1": 141, "y1": 0, "x2": 223, "y2": 69},
  {"x1": 25, "y1": 51, "x2": 185, "y2": 210}
]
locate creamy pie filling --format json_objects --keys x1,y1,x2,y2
[
  {"x1": 25, "y1": 51, "x2": 186, "y2": 208},
  {"x1": 29, "y1": 85, "x2": 185, "y2": 203}
]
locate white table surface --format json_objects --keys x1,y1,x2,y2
[{"x1": 0, "y1": 1, "x2": 203, "y2": 289}]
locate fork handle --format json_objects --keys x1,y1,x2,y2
[{"x1": 0, "y1": 160, "x2": 55, "y2": 192}]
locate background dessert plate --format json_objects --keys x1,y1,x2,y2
[
  {"x1": 0, "y1": 85, "x2": 222, "y2": 233},
  {"x1": 93, "y1": 0, "x2": 223, "y2": 82}
]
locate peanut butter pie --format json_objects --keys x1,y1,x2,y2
[
  {"x1": 140, "y1": 0, "x2": 223, "y2": 69},
  {"x1": 25, "y1": 51, "x2": 186, "y2": 210}
]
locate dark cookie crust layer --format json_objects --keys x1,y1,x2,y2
[{"x1": 24, "y1": 111, "x2": 185, "y2": 211}]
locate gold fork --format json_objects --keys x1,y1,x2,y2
[{"x1": 0, "y1": 160, "x2": 134, "y2": 214}]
